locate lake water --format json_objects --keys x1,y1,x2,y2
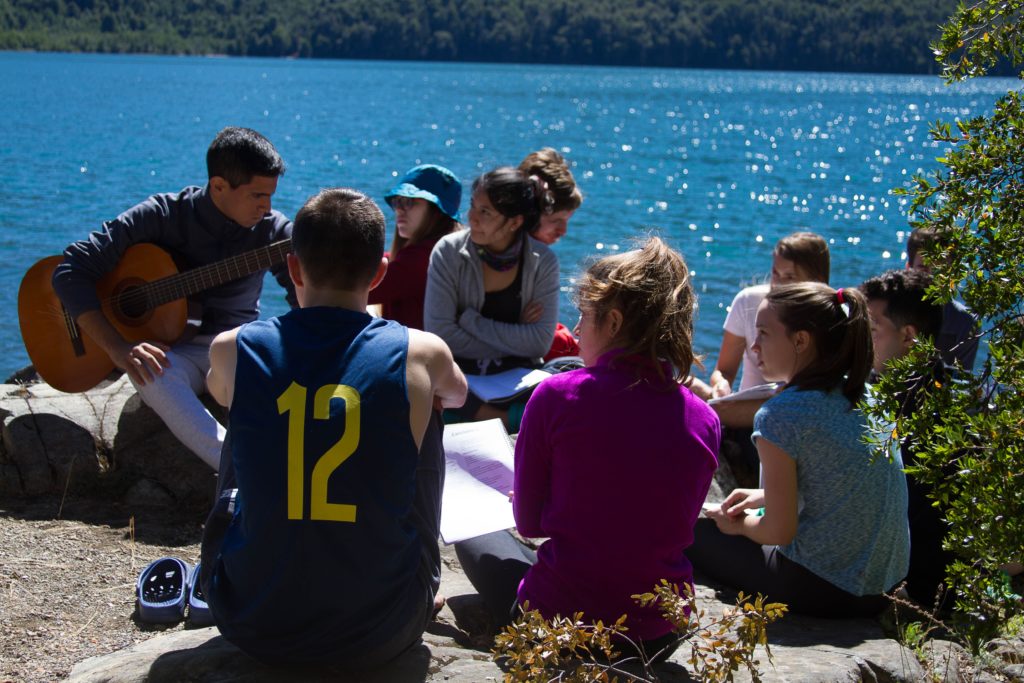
[{"x1": 1, "y1": 51, "x2": 1016, "y2": 380}]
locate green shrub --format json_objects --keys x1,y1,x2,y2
[{"x1": 864, "y1": 0, "x2": 1024, "y2": 651}]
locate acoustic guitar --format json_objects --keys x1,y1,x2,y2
[{"x1": 18, "y1": 239, "x2": 292, "y2": 393}]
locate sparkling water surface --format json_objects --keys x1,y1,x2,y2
[{"x1": 1, "y1": 51, "x2": 1016, "y2": 379}]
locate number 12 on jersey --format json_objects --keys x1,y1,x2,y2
[{"x1": 277, "y1": 382, "x2": 361, "y2": 522}]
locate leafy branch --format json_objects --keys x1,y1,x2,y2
[
  {"x1": 933, "y1": 0, "x2": 1024, "y2": 81},
  {"x1": 492, "y1": 582, "x2": 787, "y2": 682}
]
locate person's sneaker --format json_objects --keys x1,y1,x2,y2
[{"x1": 136, "y1": 557, "x2": 189, "y2": 624}]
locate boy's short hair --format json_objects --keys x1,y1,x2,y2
[
  {"x1": 859, "y1": 269, "x2": 943, "y2": 339},
  {"x1": 292, "y1": 188, "x2": 385, "y2": 291},
  {"x1": 906, "y1": 227, "x2": 939, "y2": 265},
  {"x1": 206, "y1": 127, "x2": 286, "y2": 187}
]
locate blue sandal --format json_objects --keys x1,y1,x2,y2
[
  {"x1": 186, "y1": 562, "x2": 214, "y2": 626},
  {"x1": 136, "y1": 557, "x2": 189, "y2": 624}
]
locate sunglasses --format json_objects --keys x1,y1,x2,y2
[{"x1": 390, "y1": 196, "x2": 420, "y2": 211}]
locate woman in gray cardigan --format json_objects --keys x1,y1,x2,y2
[{"x1": 424, "y1": 166, "x2": 560, "y2": 426}]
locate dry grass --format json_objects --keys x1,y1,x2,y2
[{"x1": 0, "y1": 497, "x2": 206, "y2": 683}]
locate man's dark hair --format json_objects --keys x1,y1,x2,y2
[
  {"x1": 859, "y1": 269, "x2": 943, "y2": 339},
  {"x1": 206, "y1": 127, "x2": 285, "y2": 187},
  {"x1": 906, "y1": 227, "x2": 939, "y2": 265},
  {"x1": 292, "y1": 188, "x2": 385, "y2": 291}
]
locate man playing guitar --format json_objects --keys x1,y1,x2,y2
[{"x1": 51, "y1": 127, "x2": 295, "y2": 470}]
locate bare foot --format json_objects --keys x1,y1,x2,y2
[{"x1": 432, "y1": 593, "x2": 446, "y2": 620}]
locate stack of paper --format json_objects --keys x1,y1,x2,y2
[{"x1": 440, "y1": 419, "x2": 517, "y2": 544}]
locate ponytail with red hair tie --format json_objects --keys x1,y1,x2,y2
[{"x1": 836, "y1": 288, "x2": 850, "y2": 317}]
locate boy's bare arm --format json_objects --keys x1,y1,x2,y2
[
  {"x1": 406, "y1": 329, "x2": 467, "y2": 448},
  {"x1": 206, "y1": 328, "x2": 240, "y2": 408}
]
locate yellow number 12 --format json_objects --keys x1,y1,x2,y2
[{"x1": 276, "y1": 382, "x2": 360, "y2": 522}]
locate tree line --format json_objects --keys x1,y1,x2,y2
[{"x1": 0, "y1": 0, "x2": 973, "y2": 74}]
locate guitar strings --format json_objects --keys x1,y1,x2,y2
[{"x1": 97, "y1": 241, "x2": 291, "y2": 313}]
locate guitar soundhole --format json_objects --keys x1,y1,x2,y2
[{"x1": 111, "y1": 280, "x2": 153, "y2": 325}]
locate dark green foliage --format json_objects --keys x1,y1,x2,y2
[
  {"x1": 866, "y1": 0, "x2": 1024, "y2": 650},
  {"x1": 0, "y1": 0, "x2": 978, "y2": 73}
]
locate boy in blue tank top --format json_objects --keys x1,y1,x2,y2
[{"x1": 201, "y1": 187, "x2": 468, "y2": 669}]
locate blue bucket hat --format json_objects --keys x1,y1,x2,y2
[{"x1": 385, "y1": 164, "x2": 462, "y2": 221}]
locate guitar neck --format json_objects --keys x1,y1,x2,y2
[{"x1": 144, "y1": 239, "x2": 292, "y2": 308}]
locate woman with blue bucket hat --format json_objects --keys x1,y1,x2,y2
[{"x1": 369, "y1": 164, "x2": 462, "y2": 330}]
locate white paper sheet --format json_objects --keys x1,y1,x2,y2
[
  {"x1": 439, "y1": 419, "x2": 517, "y2": 544},
  {"x1": 706, "y1": 382, "x2": 781, "y2": 405}
]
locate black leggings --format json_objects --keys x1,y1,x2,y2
[
  {"x1": 687, "y1": 519, "x2": 890, "y2": 618},
  {"x1": 455, "y1": 530, "x2": 681, "y2": 663},
  {"x1": 454, "y1": 530, "x2": 536, "y2": 627}
]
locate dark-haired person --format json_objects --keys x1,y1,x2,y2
[
  {"x1": 52, "y1": 126, "x2": 294, "y2": 469},
  {"x1": 690, "y1": 283, "x2": 910, "y2": 617},
  {"x1": 860, "y1": 269, "x2": 953, "y2": 611},
  {"x1": 202, "y1": 187, "x2": 467, "y2": 668},
  {"x1": 519, "y1": 148, "x2": 583, "y2": 360},
  {"x1": 861, "y1": 269, "x2": 944, "y2": 379},
  {"x1": 424, "y1": 166, "x2": 559, "y2": 428},
  {"x1": 905, "y1": 227, "x2": 979, "y2": 371},
  {"x1": 369, "y1": 164, "x2": 462, "y2": 330}
]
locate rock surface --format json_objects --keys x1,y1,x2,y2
[
  {"x1": 0, "y1": 380, "x2": 218, "y2": 508},
  {"x1": 66, "y1": 546, "x2": 927, "y2": 683}
]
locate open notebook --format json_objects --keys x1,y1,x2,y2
[{"x1": 465, "y1": 367, "x2": 553, "y2": 402}]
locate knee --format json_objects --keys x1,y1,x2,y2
[{"x1": 130, "y1": 363, "x2": 195, "y2": 397}]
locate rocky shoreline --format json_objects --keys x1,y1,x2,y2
[{"x1": 2, "y1": 378, "x2": 1022, "y2": 682}]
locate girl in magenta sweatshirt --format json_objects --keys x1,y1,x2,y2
[{"x1": 455, "y1": 236, "x2": 720, "y2": 662}]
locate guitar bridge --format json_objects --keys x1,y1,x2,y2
[{"x1": 62, "y1": 305, "x2": 87, "y2": 358}]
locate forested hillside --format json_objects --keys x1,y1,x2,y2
[{"x1": 0, "y1": 0, "x2": 964, "y2": 73}]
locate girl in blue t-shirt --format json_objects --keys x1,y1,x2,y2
[{"x1": 689, "y1": 282, "x2": 910, "y2": 617}]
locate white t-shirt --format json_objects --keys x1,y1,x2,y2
[{"x1": 722, "y1": 283, "x2": 769, "y2": 391}]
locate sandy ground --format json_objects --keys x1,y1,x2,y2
[{"x1": 0, "y1": 497, "x2": 208, "y2": 683}]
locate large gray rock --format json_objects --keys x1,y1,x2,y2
[
  {"x1": 67, "y1": 546, "x2": 926, "y2": 683},
  {"x1": 66, "y1": 628, "x2": 497, "y2": 683},
  {"x1": 735, "y1": 614, "x2": 926, "y2": 682},
  {"x1": 988, "y1": 636, "x2": 1024, "y2": 664},
  {"x1": 0, "y1": 379, "x2": 217, "y2": 508},
  {"x1": 920, "y1": 639, "x2": 970, "y2": 683}
]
